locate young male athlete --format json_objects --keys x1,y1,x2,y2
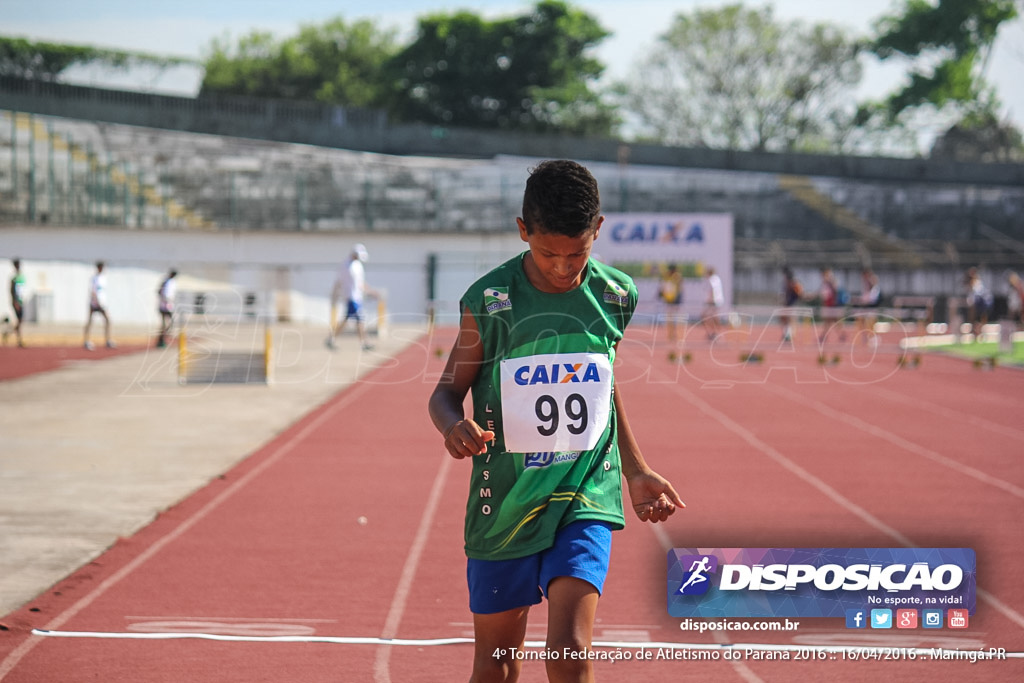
[{"x1": 429, "y1": 159, "x2": 684, "y2": 683}]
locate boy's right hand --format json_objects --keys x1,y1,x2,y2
[{"x1": 444, "y1": 419, "x2": 495, "y2": 459}]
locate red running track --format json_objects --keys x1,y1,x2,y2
[
  {"x1": 1, "y1": 325, "x2": 1022, "y2": 682},
  {"x1": 0, "y1": 345, "x2": 144, "y2": 381}
]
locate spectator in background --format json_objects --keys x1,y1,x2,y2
[
  {"x1": 9, "y1": 258, "x2": 26, "y2": 347},
  {"x1": 156, "y1": 268, "x2": 178, "y2": 348},
  {"x1": 858, "y1": 268, "x2": 881, "y2": 308},
  {"x1": 326, "y1": 243, "x2": 375, "y2": 351},
  {"x1": 780, "y1": 266, "x2": 803, "y2": 344},
  {"x1": 965, "y1": 267, "x2": 993, "y2": 339},
  {"x1": 1007, "y1": 272, "x2": 1024, "y2": 330},
  {"x1": 657, "y1": 263, "x2": 684, "y2": 342},
  {"x1": 856, "y1": 268, "x2": 881, "y2": 345},
  {"x1": 83, "y1": 261, "x2": 115, "y2": 350},
  {"x1": 817, "y1": 267, "x2": 842, "y2": 343},
  {"x1": 701, "y1": 266, "x2": 724, "y2": 340}
]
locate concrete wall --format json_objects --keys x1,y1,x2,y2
[
  {"x1": 1, "y1": 226, "x2": 523, "y2": 327},
  {"x1": 8, "y1": 234, "x2": 1014, "y2": 339},
  {"x1": 3, "y1": 225, "x2": 1009, "y2": 328}
]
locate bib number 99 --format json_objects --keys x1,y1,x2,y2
[
  {"x1": 535, "y1": 393, "x2": 588, "y2": 437},
  {"x1": 499, "y1": 352, "x2": 611, "y2": 453}
]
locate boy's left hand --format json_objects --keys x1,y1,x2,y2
[{"x1": 627, "y1": 471, "x2": 684, "y2": 523}]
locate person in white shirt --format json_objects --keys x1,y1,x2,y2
[
  {"x1": 326, "y1": 244, "x2": 375, "y2": 351},
  {"x1": 83, "y1": 261, "x2": 115, "y2": 350},
  {"x1": 701, "y1": 266, "x2": 724, "y2": 340}
]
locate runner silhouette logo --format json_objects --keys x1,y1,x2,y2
[{"x1": 676, "y1": 554, "x2": 718, "y2": 595}]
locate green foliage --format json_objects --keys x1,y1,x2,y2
[
  {"x1": 0, "y1": 36, "x2": 194, "y2": 80},
  {"x1": 388, "y1": 1, "x2": 615, "y2": 135},
  {"x1": 199, "y1": 17, "x2": 398, "y2": 107},
  {"x1": 9, "y1": 2, "x2": 1019, "y2": 154},
  {"x1": 620, "y1": 4, "x2": 862, "y2": 152},
  {"x1": 870, "y1": 0, "x2": 1019, "y2": 119}
]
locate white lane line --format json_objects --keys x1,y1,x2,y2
[
  {"x1": 372, "y1": 454, "x2": 452, "y2": 683},
  {"x1": 650, "y1": 518, "x2": 763, "y2": 683},
  {"x1": 863, "y1": 385, "x2": 1024, "y2": 444},
  {"x1": 123, "y1": 616, "x2": 337, "y2": 622},
  {"x1": 0, "y1": 381, "x2": 375, "y2": 682},
  {"x1": 658, "y1": 378, "x2": 915, "y2": 546},
  {"x1": 31, "y1": 630, "x2": 1024, "y2": 658},
  {"x1": 764, "y1": 382, "x2": 1024, "y2": 500}
]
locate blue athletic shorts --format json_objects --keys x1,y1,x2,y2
[
  {"x1": 345, "y1": 300, "x2": 363, "y2": 321},
  {"x1": 466, "y1": 520, "x2": 613, "y2": 615}
]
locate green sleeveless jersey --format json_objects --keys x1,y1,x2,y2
[{"x1": 459, "y1": 253, "x2": 637, "y2": 560}]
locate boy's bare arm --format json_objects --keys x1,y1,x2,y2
[
  {"x1": 614, "y1": 384, "x2": 685, "y2": 523},
  {"x1": 428, "y1": 309, "x2": 494, "y2": 459}
]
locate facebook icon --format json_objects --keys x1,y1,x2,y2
[{"x1": 845, "y1": 609, "x2": 867, "y2": 629}]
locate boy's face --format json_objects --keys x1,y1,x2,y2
[{"x1": 517, "y1": 217, "x2": 602, "y2": 293}]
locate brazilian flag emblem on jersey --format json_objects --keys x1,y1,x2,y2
[
  {"x1": 484, "y1": 287, "x2": 512, "y2": 314},
  {"x1": 603, "y1": 280, "x2": 629, "y2": 307}
]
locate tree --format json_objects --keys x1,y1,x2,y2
[
  {"x1": 388, "y1": 1, "x2": 615, "y2": 135},
  {"x1": 867, "y1": 0, "x2": 1021, "y2": 160},
  {"x1": 619, "y1": 4, "x2": 862, "y2": 152},
  {"x1": 870, "y1": 0, "x2": 1018, "y2": 119},
  {"x1": 199, "y1": 17, "x2": 398, "y2": 107},
  {"x1": 0, "y1": 36, "x2": 193, "y2": 81}
]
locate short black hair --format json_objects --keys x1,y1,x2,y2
[{"x1": 521, "y1": 160, "x2": 601, "y2": 237}]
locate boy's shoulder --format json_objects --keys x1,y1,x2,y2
[
  {"x1": 460, "y1": 254, "x2": 523, "y2": 316},
  {"x1": 462, "y1": 256, "x2": 635, "y2": 294},
  {"x1": 465, "y1": 254, "x2": 522, "y2": 293},
  {"x1": 588, "y1": 260, "x2": 637, "y2": 311},
  {"x1": 461, "y1": 255, "x2": 636, "y2": 317},
  {"x1": 588, "y1": 259, "x2": 634, "y2": 290}
]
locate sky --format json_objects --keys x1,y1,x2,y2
[{"x1": 4, "y1": 0, "x2": 1024, "y2": 145}]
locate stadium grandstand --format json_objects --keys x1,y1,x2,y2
[{"x1": 2, "y1": 76, "x2": 1023, "y2": 326}]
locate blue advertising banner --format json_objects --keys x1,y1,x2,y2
[{"x1": 667, "y1": 548, "x2": 976, "y2": 619}]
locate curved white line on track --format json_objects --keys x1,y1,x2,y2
[
  {"x1": 0, "y1": 381, "x2": 375, "y2": 681},
  {"x1": 855, "y1": 384, "x2": 1024, "y2": 444}
]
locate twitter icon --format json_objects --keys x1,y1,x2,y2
[{"x1": 870, "y1": 609, "x2": 893, "y2": 629}]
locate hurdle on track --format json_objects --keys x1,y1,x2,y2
[
  {"x1": 174, "y1": 290, "x2": 274, "y2": 385},
  {"x1": 177, "y1": 322, "x2": 273, "y2": 385}
]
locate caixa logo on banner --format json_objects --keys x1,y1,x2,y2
[
  {"x1": 608, "y1": 220, "x2": 704, "y2": 244},
  {"x1": 667, "y1": 548, "x2": 976, "y2": 619}
]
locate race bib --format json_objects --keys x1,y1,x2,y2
[{"x1": 499, "y1": 352, "x2": 613, "y2": 453}]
